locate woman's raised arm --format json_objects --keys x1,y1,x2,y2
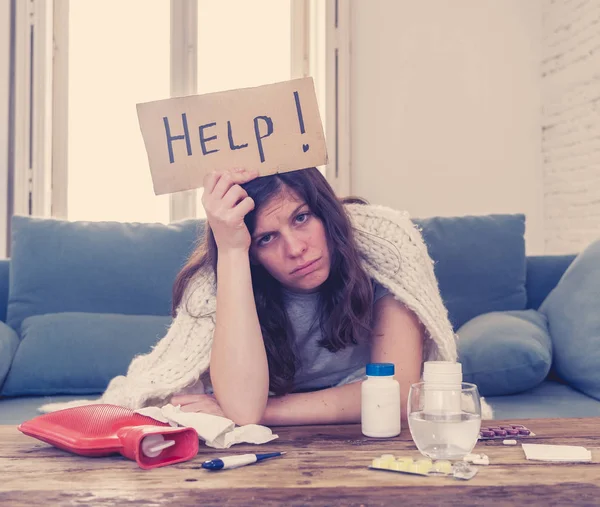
[{"x1": 203, "y1": 169, "x2": 269, "y2": 425}]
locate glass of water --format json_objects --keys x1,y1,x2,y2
[{"x1": 407, "y1": 382, "x2": 481, "y2": 460}]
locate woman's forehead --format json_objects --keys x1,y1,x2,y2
[{"x1": 256, "y1": 188, "x2": 305, "y2": 223}]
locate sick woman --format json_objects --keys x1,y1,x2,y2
[{"x1": 43, "y1": 167, "x2": 458, "y2": 425}]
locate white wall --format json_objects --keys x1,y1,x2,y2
[
  {"x1": 350, "y1": 0, "x2": 545, "y2": 254},
  {"x1": 542, "y1": 0, "x2": 600, "y2": 254},
  {"x1": 0, "y1": 0, "x2": 10, "y2": 259}
]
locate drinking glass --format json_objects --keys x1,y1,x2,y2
[{"x1": 407, "y1": 382, "x2": 481, "y2": 460}]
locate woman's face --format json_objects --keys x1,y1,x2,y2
[{"x1": 250, "y1": 187, "x2": 331, "y2": 293}]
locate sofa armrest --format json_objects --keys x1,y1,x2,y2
[
  {"x1": 0, "y1": 321, "x2": 19, "y2": 389},
  {"x1": 0, "y1": 259, "x2": 9, "y2": 323}
]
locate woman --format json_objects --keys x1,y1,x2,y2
[{"x1": 40, "y1": 167, "x2": 458, "y2": 423}]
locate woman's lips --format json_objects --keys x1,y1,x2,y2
[{"x1": 291, "y1": 257, "x2": 321, "y2": 275}]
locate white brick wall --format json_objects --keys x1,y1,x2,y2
[{"x1": 542, "y1": 0, "x2": 600, "y2": 254}]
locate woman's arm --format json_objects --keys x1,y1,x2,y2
[
  {"x1": 211, "y1": 250, "x2": 269, "y2": 425},
  {"x1": 202, "y1": 169, "x2": 269, "y2": 426},
  {"x1": 174, "y1": 294, "x2": 424, "y2": 425},
  {"x1": 261, "y1": 294, "x2": 424, "y2": 426},
  {"x1": 369, "y1": 294, "x2": 424, "y2": 423}
]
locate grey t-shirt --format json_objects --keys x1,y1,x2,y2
[{"x1": 283, "y1": 281, "x2": 389, "y2": 392}]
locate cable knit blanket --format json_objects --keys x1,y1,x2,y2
[{"x1": 40, "y1": 204, "x2": 492, "y2": 417}]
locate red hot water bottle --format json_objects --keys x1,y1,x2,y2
[{"x1": 18, "y1": 404, "x2": 199, "y2": 469}]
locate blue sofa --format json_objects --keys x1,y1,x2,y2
[{"x1": 1, "y1": 212, "x2": 599, "y2": 424}]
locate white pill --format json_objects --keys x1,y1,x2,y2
[
  {"x1": 472, "y1": 455, "x2": 490, "y2": 465},
  {"x1": 503, "y1": 439, "x2": 517, "y2": 445}
]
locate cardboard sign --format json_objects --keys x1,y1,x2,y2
[{"x1": 136, "y1": 77, "x2": 327, "y2": 195}]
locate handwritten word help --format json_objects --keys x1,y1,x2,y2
[{"x1": 163, "y1": 91, "x2": 308, "y2": 166}]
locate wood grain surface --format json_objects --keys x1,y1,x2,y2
[{"x1": 1, "y1": 418, "x2": 599, "y2": 506}]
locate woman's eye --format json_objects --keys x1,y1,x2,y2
[
  {"x1": 295, "y1": 212, "x2": 310, "y2": 224},
  {"x1": 258, "y1": 234, "x2": 273, "y2": 246}
]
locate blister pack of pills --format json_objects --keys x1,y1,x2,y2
[
  {"x1": 368, "y1": 454, "x2": 478, "y2": 480},
  {"x1": 479, "y1": 424, "x2": 534, "y2": 440}
]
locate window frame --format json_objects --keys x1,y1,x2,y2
[{"x1": 9, "y1": 0, "x2": 351, "y2": 227}]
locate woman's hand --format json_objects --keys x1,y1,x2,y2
[
  {"x1": 170, "y1": 394, "x2": 227, "y2": 417},
  {"x1": 201, "y1": 168, "x2": 259, "y2": 252}
]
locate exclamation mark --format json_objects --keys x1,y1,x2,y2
[{"x1": 294, "y1": 91, "x2": 309, "y2": 152}]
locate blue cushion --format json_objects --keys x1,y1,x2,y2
[
  {"x1": 539, "y1": 239, "x2": 600, "y2": 401},
  {"x1": 457, "y1": 310, "x2": 552, "y2": 396},
  {"x1": 525, "y1": 255, "x2": 576, "y2": 310},
  {"x1": 414, "y1": 214, "x2": 527, "y2": 330},
  {"x1": 1, "y1": 312, "x2": 172, "y2": 396},
  {"x1": 7, "y1": 215, "x2": 203, "y2": 333},
  {"x1": 0, "y1": 321, "x2": 19, "y2": 388},
  {"x1": 0, "y1": 259, "x2": 9, "y2": 322}
]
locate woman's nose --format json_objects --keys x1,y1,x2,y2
[{"x1": 286, "y1": 235, "x2": 308, "y2": 257}]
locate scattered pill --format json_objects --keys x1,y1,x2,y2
[
  {"x1": 503, "y1": 439, "x2": 518, "y2": 445},
  {"x1": 472, "y1": 454, "x2": 490, "y2": 465}
]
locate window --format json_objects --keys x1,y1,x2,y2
[
  {"x1": 67, "y1": 0, "x2": 171, "y2": 223},
  {"x1": 9, "y1": 0, "x2": 347, "y2": 230},
  {"x1": 195, "y1": 0, "x2": 292, "y2": 218}
]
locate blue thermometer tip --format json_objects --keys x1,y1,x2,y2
[{"x1": 201, "y1": 458, "x2": 225, "y2": 470}]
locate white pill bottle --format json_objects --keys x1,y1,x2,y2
[
  {"x1": 422, "y1": 361, "x2": 462, "y2": 414},
  {"x1": 361, "y1": 363, "x2": 401, "y2": 438}
]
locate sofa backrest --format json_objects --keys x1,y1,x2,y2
[
  {"x1": 2, "y1": 212, "x2": 575, "y2": 332},
  {"x1": 6, "y1": 215, "x2": 205, "y2": 333},
  {"x1": 413, "y1": 214, "x2": 527, "y2": 330}
]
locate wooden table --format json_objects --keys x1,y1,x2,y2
[{"x1": 1, "y1": 418, "x2": 599, "y2": 506}]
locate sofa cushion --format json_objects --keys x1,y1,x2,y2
[
  {"x1": 0, "y1": 321, "x2": 19, "y2": 388},
  {"x1": 7, "y1": 215, "x2": 203, "y2": 333},
  {"x1": 414, "y1": 214, "x2": 527, "y2": 330},
  {"x1": 486, "y1": 380, "x2": 600, "y2": 420},
  {"x1": 457, "y1": 310, "x2": 552, "y2": 396},
  {"x1": 1, "y1": 312, "x2": 172, "y2": 396},
  {"x1": 539, "y1": 239, "x2": 600, "y2": 401}
]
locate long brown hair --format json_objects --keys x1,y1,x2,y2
[{"x1": 172, "y1": 167, "x2": 374, "y2": 395}]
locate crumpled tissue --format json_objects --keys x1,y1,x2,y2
[{"x1": 135, "y1": 404, "x2": 278, "y2": 449}]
